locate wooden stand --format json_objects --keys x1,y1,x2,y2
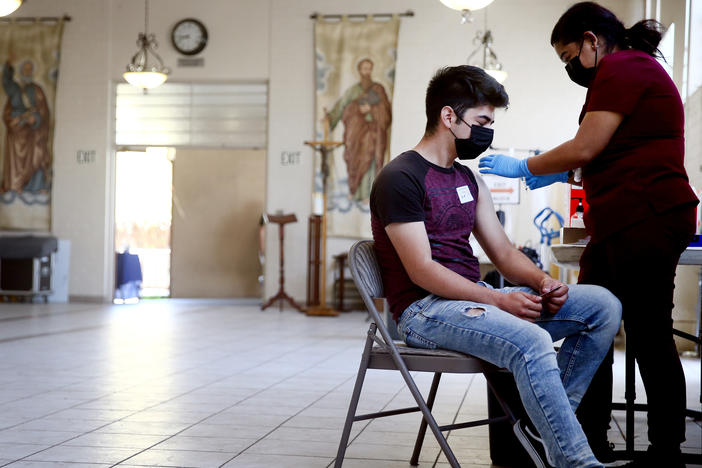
[
  {"x1": 333, "y1": 252, "x2": 348, "y2": 311},
  {"x1": 303, "y1": 119, "x2": 342, "y2": 317},
  {"x1": 261, "y1": 213, "x2": 303, "y2": 312},
  {"x1": 307, "y1": 214, "x2": 322, "y2": 306}
]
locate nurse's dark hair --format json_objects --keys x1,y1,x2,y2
[
  {"x1": 550, "y1": 1, "x2": 664, "y2": 57},
  {"x1": 424, "y1": 65, "x2": 509, "y2": 135}
]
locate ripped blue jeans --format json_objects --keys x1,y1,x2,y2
[{"x1": 397, "y1": 283, "x2": 621, "y2": 468}]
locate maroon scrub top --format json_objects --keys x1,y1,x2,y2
[{"x1": 578, "y1": 49, "x2": 698, "y2": 242}]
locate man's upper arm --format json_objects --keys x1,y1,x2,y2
[
  {"x1": 372, "y1": 157, "x2": 425, "y2": 225},
  {"x1": 373, "y1": 157, "x2": 429, "y2": 282},
  {"x1": 385, "y1": 222, "x2": 432, "y2": 281},
  {"x1": 472, "y1": 174, "x2": 514, "y2": 264}
]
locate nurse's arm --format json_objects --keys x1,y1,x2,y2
[{"x1": 526, "y1": 110, "x2": 624, "y2": 175}]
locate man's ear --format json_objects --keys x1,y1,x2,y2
[{"x1": 440, "y1": 106, "x2": 454, "y2": 129}]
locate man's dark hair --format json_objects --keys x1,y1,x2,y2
[{"x1": 425, "y1": 65, "x2": 509, "y2": 135}]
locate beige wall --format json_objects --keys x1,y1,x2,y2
[
  {"x1": 677, "y1": 86, "x2": 702, "y2": 350},
  {"x1": 11, "y1": 0, "x2": 270, "y2": 301},
  {"x1": 266, "y1": 0, "x2": 647, "y2": 303},
  {"x1": 659, "y1": 0, "x2": 687, "y2": 92},
  {"x1": 690, "y1": 0, "x2": 702, "y2": 95},
  {"x1": 170, "y1": 149, "x2": 265, "y2": 298},
  {"x1": 9, "y1": 0, "x2": 697, "y2": 320}
]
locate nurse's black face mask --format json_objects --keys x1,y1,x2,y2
[
  {"x1": 448, "y1": 109, "x2": 494, "y2": 160},
  {"x1": 565, "y1": 38, "x2": 598, "y2": 88}
]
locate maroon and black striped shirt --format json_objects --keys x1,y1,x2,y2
[{"x1": 370, "y1": 151, "x2": 481, "y2": 322}]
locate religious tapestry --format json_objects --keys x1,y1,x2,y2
[
  {"x1": 0, "y1": 20, "x2": 63, "y2": 231},
  {"x1": 315, "y1": 16, "x2": 399, "y2": 238}
]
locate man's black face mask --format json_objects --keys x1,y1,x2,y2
[{"x1": 449, "y1": 110, "x2": 494, "y2": 160}]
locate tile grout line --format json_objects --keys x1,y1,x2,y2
[
  {"x1": 109, "y1": 339, "x2": 363, "y2": 467},
  {"x1": 0, "y1": 303, "x2": 234, "y2": 344},
  {"x1": 0, "y1": 303, "x2": 110, "y2": 323},
  {"x1": 325, "y1": 372, "x2": 418, "y2": 468},
  {"x1": 610, "y1": 412, "x2": 626, "y2": 442},
  {"x1": 0, "y1": 304, "x2": 317, "y2": 418},
  {"x1": 215, "y1": 373, "x2": 357, "y2": 467},
  {"x1": 0, "y1": 305, "x2": 240, "y2": 410},
  {"x1": 215, "y1": 343, "x2": 372, "y2": 467},
  {"x1": 429, "y1": 374, "x2": 474, "y2": 468},
  {"x1": 0, "y1": 330, "x2": 336, "y2": 467}
]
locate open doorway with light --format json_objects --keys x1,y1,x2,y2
[
  {"x1": 114, "y1": 81, "x2": 268, "y2": 301},
  {"x1": 114, "y1": 147, "x2": 174, "y2": 299}
]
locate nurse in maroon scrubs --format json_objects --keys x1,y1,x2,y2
[{"x1": 478, "y1": 2, "x2": 699, "y2": 466}]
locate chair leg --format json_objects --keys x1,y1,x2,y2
[
  {"x1": 410, "y1": 372, "x2": 442, "y2": 465},
  {"x1": 625, "y1": 335, "x2": 636, "y2": 456},
  {"x1": 484, "y1": 372, "x2": 517, "y2": 424},
  {"x1": 334, "y1": 324, "x2": 377, "y2": 468},
  {"x1": 388, "y1": 352, "x2": 460, "y2": 467}
]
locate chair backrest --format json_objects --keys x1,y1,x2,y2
[
  {"x1": 349, "y1": 240, "x2": 398, "y2": 344},
  {"x1": 349, "y1": 240, "x2": 383, "y2": 298}
]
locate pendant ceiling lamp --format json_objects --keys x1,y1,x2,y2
[
  {"x1": 439, "y1": 0, "x2": 495, "y2": 23},
  {"x1": 0, "y1": 0, "x2": 22, "y2": 17},
  {"x1": 123, "y1": 0, "x2": 169, "y2": 89},
  {"x1": 467, "y1": 10, "x2": 507, "y2": 83}
]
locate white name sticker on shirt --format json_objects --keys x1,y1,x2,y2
[{"x1": 456, "y1": 185, "x2": 473, "y2": 204}]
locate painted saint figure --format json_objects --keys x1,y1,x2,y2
[
  {"x1": 1, "y1": 58, "x2": 51, "y2": 194},
  {"x1": 326, "y1": 58, "x2": 392, "y2": 202}
]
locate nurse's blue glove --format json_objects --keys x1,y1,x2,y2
[
  {"x1": 525, "y1": 171, "x2": 569, "y2": 190},
  {"x1": 478, "y1": 154, "x2": 532, "y2": 178}
]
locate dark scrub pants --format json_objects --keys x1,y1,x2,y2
[{"x1": 575, "y1": 203, "x2": 696, "y2": 454}]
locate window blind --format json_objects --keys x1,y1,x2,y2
[{"x1": 115, "y1": 82, "x2": 267, "y2": 148}]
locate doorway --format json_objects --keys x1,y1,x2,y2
[
  {"x1": 114, "y1": 147, "x2": 174, "y2": 298},
  {"x1": 113, "y1": 81, "x2": 268, "y2": 300},
  {"x1": 169, "y1": 148, "x2": 266, "y2": 298}
]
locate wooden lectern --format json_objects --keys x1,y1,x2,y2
[
  {"x1": 303, "y1": 114, "x2": 342, "y2": 316},
  {"x1": 261, "y1": 213, "x2": 303, "y2": 312}
]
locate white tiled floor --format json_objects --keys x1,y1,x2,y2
[{"x1": 0, "y1": 300, "x2": 700, "y2": 467}]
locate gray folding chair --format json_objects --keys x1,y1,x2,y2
[{"x1": 334, "y1": 240, "x2": 527, "y2": 467}]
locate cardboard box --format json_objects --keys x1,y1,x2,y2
[
  {"x1": 560, "y1": 227, "x2": 588, "y2": 245},
  {"x1": 551, "y1": 244, "x2": 586, "y2": 263}
]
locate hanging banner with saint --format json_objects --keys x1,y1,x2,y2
[
  {"x1": 315, "y1": 16, "x2": 399, "y2": 238},
  {"x1": 0, "y1": 20, "x2": 64, "y2": 231}
]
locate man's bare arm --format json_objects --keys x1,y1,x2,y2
[
  {"x1": 471, "y1": 174, "x2": 568, "y2": 314},
  {"x1": 385, "y1": 221, "x2": 543, "y2": 322}
]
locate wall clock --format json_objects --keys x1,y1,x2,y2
[{"x1": 171, "y1": 18, "x2": 208, "y2": 56}]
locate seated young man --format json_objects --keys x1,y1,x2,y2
[{"x1": 369, "y1": 65, "x2": 621, "y2": 468}]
